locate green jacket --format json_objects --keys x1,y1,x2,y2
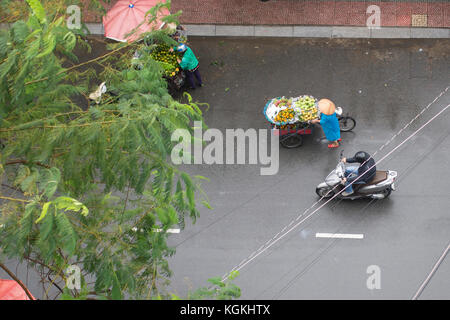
[{"x1": 179, "y1": 47, "x2": 199, "y2": 71}]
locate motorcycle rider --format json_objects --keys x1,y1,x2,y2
[{"x1": 341, "y1": 151, "x2": 376, "y2": 196}]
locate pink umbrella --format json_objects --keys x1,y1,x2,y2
[
  {"x1": 0, "y1": 279, "x2": 35, "y2": 300},
  {"x1": 103, "y1": 0, "x2": 170, "y2": 42}
]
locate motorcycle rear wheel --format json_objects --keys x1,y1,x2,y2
[{"x1": 379, "y1": 187, "x2": 392, "y2": 198}]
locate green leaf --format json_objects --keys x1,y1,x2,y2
[
  {"x1": 53, "y1": 197, "x2": 89, "y2": 216},
  {"x1": 55, "y1": 213, "x2": 76, "y2": 255},
  {"x1": 25, "y1": 0, "x2": 47, "y2": 24},
  {"x1": 201, "y1": 200, "x2": 212, "y2": 210},
  {"x1": 18, "y1": 202, "x2": 37, "y2": 243},
  {"x1": 11, "y1": 21, "x2": 29, "y2": 43},
  {"x1": 35, "y1": 201, "x2": 51, "y2": 223},
  {"x1": 208, "y1": 277, "x2": 225, "y2": 288},
  {"x1": 228, "y1": 270, "x2": 239, "y2": 281},
  {"x1": 38, "y1": 205, "x2": 54, "y2": 241},
  {"x1": 24, "y1": 28, "x2": 42, "y2": 42},
  {"x1": 36, "y1": 33, "x2": 56, "y2": 58},
  {"x1": 194, "y1": 175, "x2": 210, "y2": 182},
  {"x1": 155, "y1": 207, "x2": 169, "y2": 225},
  {"x1": 14, "y1": 166, "x2": 31, "y2": 187},
  {"x1": 0, "y1": 31, "x2": 10, "y2": 56},
  {"x1": 186, "y1": 186, "x2": 195, "y2": 209},
  {"x1": 40, "y1": 167, "x2": 60, "y2": 199},
  {"x1": 0, "y1": 49, "x2": 18, "y2": 79},
  {"x1": 111, "y1": 272, "x2": 122, "y2": 300},
  {"x1": 170, "y1": 293, "x2": 180, "y2": 300},
  {"x1": 180, "y1": 172, "x2": 194, "y2": 190},
  {"x1": 167, "y1": 206, "x2": 178, "y2": 225},
  {"x1": 11, "y1": 119, "x2": 44, "y2": 131},
  {"x1": 20, "y1": 168, "x2": 39, "y2": 195}
]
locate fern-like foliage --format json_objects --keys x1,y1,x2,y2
[{"x1": 0, "y1": 0, "x2": 222, "y2": 301}]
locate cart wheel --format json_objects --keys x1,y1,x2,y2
[
  {"x1": 280, "y1": 133, "x2": 303, "y2": 148},
  {"x1": 339, "y1": 116, "x2": 356, "y2": 132}
]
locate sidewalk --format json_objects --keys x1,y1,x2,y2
[
  {"x1": 77, "y1": 0, "x2": 449, "y2": 38},
  {"x1": 171, "y1": 0, "x2": 449, "y2": 28}
]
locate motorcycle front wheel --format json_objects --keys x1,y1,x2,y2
[{"x1": 316, "y1": 187, "x2": 335, "y2": 198}]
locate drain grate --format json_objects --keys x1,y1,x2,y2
[{"x1": 412, "y1": 14, "x2": 428, "y2": 27}]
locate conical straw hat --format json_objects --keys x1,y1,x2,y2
[{"x1": 318, "y1": 98, "x2": 336, "y2": 115}]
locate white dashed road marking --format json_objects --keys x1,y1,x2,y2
[
  {"x1": 315, "y1": 233, "x2": 364, "y2": 239},
  {"x1": 154, "y1": 228, "x2": 181, "y2": 234}
]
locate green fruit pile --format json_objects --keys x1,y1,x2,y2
[
  {"x1": 294, "y1": 96, "x2": 318, "y2": 122},
  {"x1": 150, "y1": 44, "x2": 181, "y2": 78}
]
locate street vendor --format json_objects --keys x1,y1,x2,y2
[
  {"x1": 171, "y1": 25, "x2": 187, "y2": 44},
  {"x1": 170, "y1": 44, "x2": 203, "y2": 90},
  {"x1": 311, "y1": 99, "x2": 341, "y2": 148}
]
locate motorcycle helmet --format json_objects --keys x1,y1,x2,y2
[{"x1": 354, "y1": 151, "x2": 369, "y2": 162}]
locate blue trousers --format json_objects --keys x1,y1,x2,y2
[
  {"x1": 186, "y1": 68, "x2": 202, "y2": 89},
  {"x1": 344, "y1": 167, "x2": 363, "y2": 193}
]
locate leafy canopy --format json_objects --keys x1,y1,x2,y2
[{"x1": 0, "y1": 0, "x2": 239, "y2": 300}]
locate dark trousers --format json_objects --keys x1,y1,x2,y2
[{"x1": 186, "y1": 68, "x2": 202, "y2": 89}]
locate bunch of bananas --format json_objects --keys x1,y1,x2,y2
[
  {"x1": 150, "y1": 44, "x2": 181, "y2": 77},
  {"x1": 295, "y1": 96, "x2": 318, "y2": 122}
]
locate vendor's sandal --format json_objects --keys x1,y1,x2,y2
[{"x1": 328, "y1": 143, "x2": 339, "y2": 148}]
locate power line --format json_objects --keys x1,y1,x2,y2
[
  {"x1": 176, "y1": 87, "x2": 449, "y2": 254},
  {"x1": 222, "y1": 99, "x2": 450, "y2": 282},
  {"x1": 412, "y1": 242, "x2": 450, "y2": 300},
  {"x1": 272, "y1": 122, "x2": 450, "y2": 299},
  {"x1": 270, "y1": 199, "x2": 377, "y2": 299},
  {"x1": 221, "y1": 86, "x2": 449, "y2": 281}
]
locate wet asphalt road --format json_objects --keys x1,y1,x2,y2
[
  {"x1": 166, "y1": 37, "x2": 450, "y2": 299},
  {"x1": 1, "y1": 37, "x2": 449, "y2": 300}
]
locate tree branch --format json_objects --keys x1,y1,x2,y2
[
  {"x1": 48, "y1": 274, "x2": 64, "y2": 294},
  {"x1": 0, "y1": 196, "x2": 31, "y2": 203},
  {"x1": 5, "y1": 159, "x2": 51, "y2": 169},
  {"x1": 25, "y1": 43, "x2": 134, "y2": 86}
]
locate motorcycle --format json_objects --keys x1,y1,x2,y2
[{"x1": 315, "y1": 151, "x2": 397, "y2": 200}]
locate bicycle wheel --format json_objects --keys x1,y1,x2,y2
[
  {"x1": 339, "y1": 116, "x2": 356, "y2": 132},
  {"x1": 280, "y1": 133, "x2": 303, "y2": 148}
]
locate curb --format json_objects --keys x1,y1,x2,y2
[
  {"x1": 183, "y1": 24, "x2": 450, "y2": 39},
  {"x1": 1, "y1": 23, "x2": 448, "y2": 39}
]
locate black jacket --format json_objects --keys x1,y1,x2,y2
[{"x1": 346, "y1": 151, "x2": 376, "y2": 183}]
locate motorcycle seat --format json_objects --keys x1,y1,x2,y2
[
  {"x1": 365, "y1": 171, "x2": 388, "y2": 186},
  {"x1": 353, "y1": 171, "x2": 388, "y2": 192}
]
